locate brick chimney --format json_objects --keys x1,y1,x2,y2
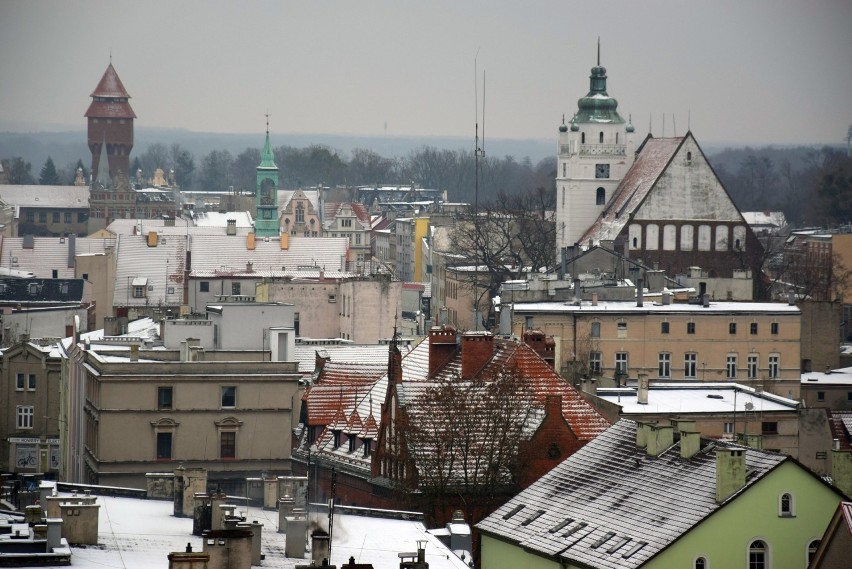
[
  {"x1": 428, "y1": 325, "x2": 458, "y2": 377},
  {"x1": 523, "y1": 329, "x2": 556, "y2": 368},
  {"x1": 461, "y1": 331, "x2": 494, "y2": 380},
  {"x1": 716, "y1": 448, "x2": 746, "y2": 503}
]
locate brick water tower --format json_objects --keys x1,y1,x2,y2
[{"x1": 85, "y1": 62, "x2": 136, "y2": 187}]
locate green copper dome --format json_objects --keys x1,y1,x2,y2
[{"x1": 575, "y1": 63, "x2": 625, "y2": 125}]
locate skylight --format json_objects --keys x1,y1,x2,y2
[
  {"x1": 622, "y1": 540, "x2": 648, "y2": 559},
  {"x1": 502, "y1": 504, "x2": 525, "y2": 520},
  {"x1": 520, "y1": 510, "x2": 545, "y2": 526},
  {"x1": 549, "y1": 518, "x2": 574, "y2": 533}
]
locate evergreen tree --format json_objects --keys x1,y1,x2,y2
[
  {"x1": 7, "y1": 157, "x2": 35, "y2": 185},
  {"x1": 39, "y1": 156, "x2": 60, "y2": 185}
]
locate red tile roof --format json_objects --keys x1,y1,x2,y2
[{"x1": 85, "y1": 64, "x2": 136, "y2": 118}]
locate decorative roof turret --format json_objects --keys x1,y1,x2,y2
[
  {"x1": 559, "y1": 114, "x2": 568, "y2": 133},
  {"x1": 574, "y1": 41, "x2": 625, "y2": 125},
  {"x1": 258, "y1": 115, "x2": 278, "y2": 171},
  {"x1": 626, "y1": 114, "x2": 635, "y2": 133}
]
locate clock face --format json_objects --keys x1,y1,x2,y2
[{"x1": 595, "y1": 163, "x2": 610, "y2": 179}]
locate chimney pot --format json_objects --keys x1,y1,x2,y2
[{"x1": 716, "y1": 448, "x2": 746, "y2": 503}]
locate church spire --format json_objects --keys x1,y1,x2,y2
[{"x1": 259, "y1": 112, "x2": 277, "y2": 170}]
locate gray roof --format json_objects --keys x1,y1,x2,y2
[
  {"x1": 0, "y1": 185, "x2": 90, "y2": 209},
  {"x1": 476, "y1": 419, "x2": 786, "y2": 569},
  {"x1": 1, "y1": 236, "x2": 114, "y2": 278},
  {"x1": 188, "y1": 234, "x2": 350, "y2": 274}
]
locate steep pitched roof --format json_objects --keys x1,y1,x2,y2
[
  {"x1": 580, "y1": 136, "x2": 683, "y2": 244},
  {"x1": 85, "y1": 64, "x2": 136, "y2": 119},
  {"x1": 477, "y1": 420, "x2": 787, "y2": 569}
]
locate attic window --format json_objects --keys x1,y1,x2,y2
[
  {"x1": 502, "y1": 504, "x2": 525, "y2": 520},
  {"x1": 520, "y1": 510, "x2": 545, "y2": 526},
  {"x1": 549, "y1": 518, "x2": 574, "y2": 533},
  {"x1": 622, "y1": 541, "x2": 648, "y2": 559},
  {"x1": 591, "y1": 531, "x2": 616, "y2": 549}
]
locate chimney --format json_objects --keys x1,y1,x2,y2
[
  {"x1": 226, "y1": 219, "x2": 236, "y2": 235},
  {"x1": 461, "y1": 331, "x2": 494, "y2": 380},
  {"x1": 591, "y1": 292, "x2": 598, "y2": 306},
  {"x1": 636, "y1": 421, "x2": 648, "y2": 449},
  {"x1": 280, "y1": 233, "x2": 289, "y2": 250},
  {"x1": 662, "y1": 290, "x2": 671, "y2": 305},
  {"x1": 46, "y1": 518, "x2": 62, "y2": 552},
  {"x1": 246, "y1": 261, "x2": 253, "y2": 273},
  {"x1": 716, "y1": 448, "x2": 746, "y2": 503},
  {"x1": 311, "y1": 529, "x2": 330, "y2": 565},
  {"x1": 573, "y1": 278, "x2": 581, "y2": 303},
  {"x1": 646, "y1": 424, "x2": 673, "y2": 456},
  {"x1": 680, "y1": 430, "x2": 701, "y2": 459},
  {"x1": 637, "y1": 374, "x2": 649, "y2": 404},
  {"x1": 636, "y1": 277, "x2": 644, "y2": 307},
  {"x1": 130, "y1": 343, "x2": 139, "y2": 362},
  {"x1": 247, "y1": 233, "x2": 256, "y2": 250},
  {"x1": 788, "y1": 290, "x2": 796, "y2": 305},
  {"x1": 147, "y1": 231, "x2": 159, "y2": 247},
  {"x1": 428, "y1": 325, "x2": 458, "y2": 377},
  {"x1": 702, "y1": 293, "x2": 710, "y2": 308},
  {"x1": 23, "y1": 234, "x2": 34, "y2": 249},
  {"x1": 67, "y1": 234, "x2": 76, "y2": 268}
]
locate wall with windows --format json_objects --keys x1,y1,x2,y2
[
  {"x1": 74, "y1": 352, "x2": 302, "y2": 488},
  {"x1": 0, "y1": 343, "x2": 62, "y2": 473},
  {"x1": 648, "y1": 461, "x2": 840, "y2": 569},
  {"x1": 512, "y1": 302, "x2": 802, "y2": 399}
]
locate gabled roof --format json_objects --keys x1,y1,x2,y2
[
  {"x1": 324, "y1": 202, "x2": 371, "y2": 226},
  {"x1": 1, "y1": 237, "x2": 114, "y2": 279},
  {"x1": 477, "y1": 420, "x2": 788, "y2": 569},
  {"x1": 112, "y1": 233, "x2": 186, "y2": 307},
  {"x1": 580, "y1": 136, "x2": 683, "y2": 244},
  {"x1": 0, "y1": 185, "x2": 90, "y2": 209},
  {"x1": 188, "y1": 235, "x2": 349, "y2": 274},
  {"x1": 828, "y1": 410, "x2": 852, "y2": 450}
]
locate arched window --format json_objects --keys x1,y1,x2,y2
[
  {"x1": 807, "y1": 539, "x2": 820, "y2": 565},
  {"x1": 694, "y1": 557, "x2": 707, "y2": 569},
  {"x1": 748, "y1": 540, "x2": 767, "y2": 569},
  {"x1": 599, "y1": 131, "x2": 604, "y2": 143},
  {"x1": 687, "y1": 151, "x2": 692, "y2": 161},
  {"x1": 596, "y1": 187, "x2": 606, "y2": 205},
  {"x1": 779, "y1": 492, "x2": 794, "y2": 516},
  {"x1": 581, "y1": 132, "x2": 586, "y2": 144}
]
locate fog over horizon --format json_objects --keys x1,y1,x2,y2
[{"x1": 2, "y1": 0, "x2": 850, "y2": 151}]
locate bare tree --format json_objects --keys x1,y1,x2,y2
[{"x1": 392, "y1": 365, "x2": 533, "y2": 520}]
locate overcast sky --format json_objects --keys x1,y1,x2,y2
[{"x1": 2, "y1": 0, "x2": 850, "y2": 147}]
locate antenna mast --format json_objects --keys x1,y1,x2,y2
[{"x1": 473, "y1": 50, "x2": 486, "y2": 331}]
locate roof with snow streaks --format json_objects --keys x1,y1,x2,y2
[
  {"x1": 188, "y1": 235, "x2": 349, "y2": 274},
  {"x1": 1, "y1": 237, "x2": 114, "y2": 279},
  {"x1": 477, "y1": 419, "x2": 788, "y2": 569},
  {"x1": 580, "y1": 136, "x2": 683, "y2": 244}
]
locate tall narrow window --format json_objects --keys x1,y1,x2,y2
[
  {"x1": 615, "y1": 352, "x2": 628, "y2": 376},
  {"x1": 581, "y1": 132, "x2": 585, "y2": 144},
  {"x1": 768, "y1": 354, "x2": 780, "y2": 379},
  {"x1": 684, "y1": 353, "x2": 697, "y2": 379},
  {"x1": 729, "y1": 322, "x2": 737, "y2": 335},
  {"x1": 661, "y1": 321, "x2": 670, "y2": 334},
  {"x1": 590, "y1": 322, "x2": 600, "y2": 338},
  {"x1": 726, "y1": 354, "x2": 737, "y2": 379},
  {"x1": 779, "y1": 493, "x2": 794, "y2": 516},
  {"x1": 599, "y1": 131, "x2": 604, "y2": 143},
  {"x1": 589, "y1": 352, "x2": 602, "y2": 375},
  {"x1": 770, "y1": 322, "x2": 779, "y2": 335},
  {"x1": 596, "y1": 187, "x2": 606, "y2": 205},
  {"x1": 157, "y1": 432, "x2": 173, "y2": 460},
  {"x1": 807, "y1": 540, "x2": 820, "y2": 565},
  {"x1": 220, "y1": 432, "x2": 236, "y2": 459},
  {"x1": 659, "y1": 353, "x2": 671, "y2": 378},
  {"x1": 687, "y1": 322, "x2": 696, "y2": 334},
  {"x1": 748, "y1": 354, "x2": 759, "y2": 379},
  {"x1": 295, "y1": 204, "x2": 305, "y2": 223},
  {"x1": 16, "y1": 373, "x2": 24, "y2": 390},
  {"x1": 694, "y1": 558, "x2": 706, "y2": 569}
]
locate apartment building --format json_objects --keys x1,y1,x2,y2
[{"x1": 510, "y1": 297, "x2": 801, "y2": 399}]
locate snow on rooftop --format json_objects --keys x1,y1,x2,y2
[
  {"x1": 47, "y1": 493, "x2": 469, "y2": 569},
  {"x1": 597, "y1": 383, "x2": 798, "y2": 414},
  {"x1": 511, "y1": 300, "x2": 800, "y2": 314}
]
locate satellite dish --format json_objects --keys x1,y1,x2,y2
[{"x1": 744, "y1": 402, "x2": 754, "y2": 411}]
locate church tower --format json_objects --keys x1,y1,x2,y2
[
  {"x1": 85, "y1": 62, "x2": 135, "y2": 187},
  {"x1": 555, "y1": 44, "x2": 636, "y2": 254},
  {"x1": 255, "y1": 120, "x2": 280, "y2": 237}
]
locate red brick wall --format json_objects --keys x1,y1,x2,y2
[
  {"x1": 517, "y1": 396, "x2": 586, "y2": 488},
  {"x1": 461, "y1": 334, "x2": 494, "y2": 379}
]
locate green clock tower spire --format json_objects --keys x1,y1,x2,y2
[{"x1": 255, "y1": 114, "x2": 280, "y2": 237}]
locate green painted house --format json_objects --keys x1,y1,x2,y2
[{"x1": 477, "y1": 419, "x2": 847, "y2": 569}]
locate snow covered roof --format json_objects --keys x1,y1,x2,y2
[
  {"x1": 596, "y1": 383, "x2": 798, "y2": 414},
  {"x1": 0, "y1": 185, "x2": 90, "y2": 209},
  {"x1": 511, "y1": 299, "x2": 800, "y2": 315},
  {"x1": 1, "y1": 236, "x2": 114, "y2": 279},
  {"x1": 801, "y1": 367, "x2": 852, "y2": 386},
  {"x1": 477, "y1": 419, "x2": 788, "y2": 569},
  {"x1": 56, "y1": 493, "x2": 470, "y2": 569}
]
